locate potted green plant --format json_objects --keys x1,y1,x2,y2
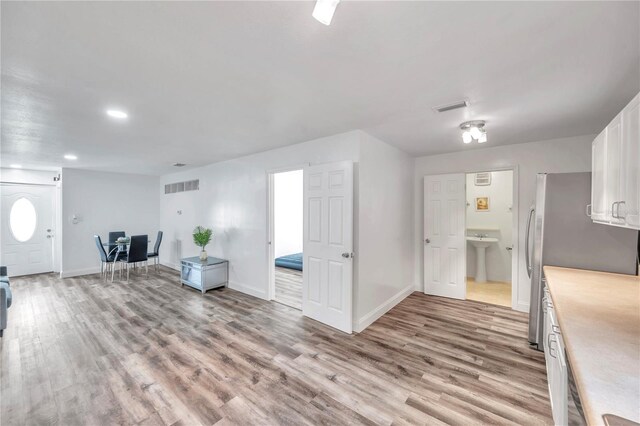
[{"x1": 193, "y1": 226, "x2": 213, "y2": 261}]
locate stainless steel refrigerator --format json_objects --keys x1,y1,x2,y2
[{"x1": 527, "y1": 172, "x2": 639, "y2": 349}]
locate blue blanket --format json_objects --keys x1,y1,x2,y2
[{"x1": 275, "y1": 253, "x2": 303, "y2": 271}]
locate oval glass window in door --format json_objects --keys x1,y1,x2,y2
[{"x1": 9, "y1": 197, "x2": 37, "y2": 242}]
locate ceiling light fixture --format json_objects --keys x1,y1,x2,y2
[
  {"x1": 313, "y1": 0, "x2": 340, "y2": 25},
  {"x1": 459, "y1": 120, "x2": 487, "y2": 144},
  {"x1": 64, "y1": 154, "x2": 78, "y2": 160},
  {"x1": 106, "y1": 109, "x2": 128, "y2": 119},
  {"x1": 9, "y1": 164, "x2": 22, "y2": 169}
]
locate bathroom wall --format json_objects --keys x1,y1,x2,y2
[
  {"x1": 274, "y1": 170, "x2": 303, "y2": 258},
  {"x1": 466, "y1": 170, "x2": 513, "y2": 283}
]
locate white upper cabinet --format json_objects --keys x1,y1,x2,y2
[
  {"x1": 591, "y1": 131, "x2": 608, "y2": 222},
  {"x1": 591, "y1": 93, "x2": 640, "y2": 230},
  {"x1": 621, "y1": 94, "x2": 640, "y2": 228}
]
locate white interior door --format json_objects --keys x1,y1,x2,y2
[
  {"x1": 1, "y1": 184, "x2": 55, "y2": 276},
  {"x1": 303, "y1": 161, "x2": 353, "y2": 333},
  {"x1": 423, "y1": 174, "x2": 466, "y2": 299}
]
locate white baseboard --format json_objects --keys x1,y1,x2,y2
[
  {"x1": 514, "y1": 302, "x2": 529, "y2": 313},
  {"x1": 161, "y1": 261, "x2": 180, "y2": 271},
  {"x1": 355, "y1": 284, "x2": 415, "y2": 333},
  {"x1": 60, "y1": 266, "x2": 101, "y2": 278},
  {"x1": 228, "y1": 280, "x2": 269, "y2": 301}
]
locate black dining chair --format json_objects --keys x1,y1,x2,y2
[
  {"x1": 147, "y1": 231, "x2": 163, "y2": 272},
  {"x1": 108, "y1": 231, "x2": 126, "y2": 254},
  {"x1": 119, "y1": 235, "x2": 148, "y2": 282},
  {"x1": 94, "y1": 235, "x2": 111, "y2": 278}
]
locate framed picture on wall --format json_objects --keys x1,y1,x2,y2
[{"x1": 475, "y1": 197, "x2": 489, "y2": 211}]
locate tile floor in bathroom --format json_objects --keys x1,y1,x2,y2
[{"x1": 466, "y1": 278, "x2": 512, "y2": 307}]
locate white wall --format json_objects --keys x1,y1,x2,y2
[
  {"x1": 414, "y1": 134, "x2": 593, "y2": 312},
  {"x1": 158, "y1": 130, "x2": 415, "y2": 332},
  {"x1": 159, "y1": 131, "x2": 361, "y2": 301},
  {"x1": 0, "y1": 168, "x2": 59, "y2": 185},
  {"x1": 61, "y1": 169, "x2": 160, "y2": 277},
  {"x1": 466, "y1": 170, "x2": 513, "y2": 283},
  {"x1": 356, "y1": 132, "x2": 414, "y2": 331},
  {"x1": 274, "y1": 170, "x2": 303, "y2": 258}
]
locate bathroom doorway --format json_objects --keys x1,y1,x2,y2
[
  {"x1": 465, "y1": 170, "x2": 513, "y2": 307},
  {"x1": 268, "y1": 169, "x2": 303, "y2": 310}
]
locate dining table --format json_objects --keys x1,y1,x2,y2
[{"x1": 102, "y1": 239, "x2": 150, "y2": 282}]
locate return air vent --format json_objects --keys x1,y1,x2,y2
[
  {"x1": 474, "y1": 172, "x2": 491, "y2": 186},
  {"x1": 433, "y1": 99, "x2": 469, "y2": 113},
  {"x1": 164, "y1": 179, "x2": 199, "y2": 194}
]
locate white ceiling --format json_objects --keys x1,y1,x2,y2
[{"x1": 2, "y1": 1, "x2": 639, "y2": 175}]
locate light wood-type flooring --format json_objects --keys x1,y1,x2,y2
[
  {"x1": 466, "y1": 278, "x2": 512, "y2": 307},
  {"x1": 274, "y1": 266, "x2": 302, "y2": 310},
  {"x1": 1, "y1": 267, "x2": 553, "y2": 425}
]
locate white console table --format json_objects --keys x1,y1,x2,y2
[{"x1": 180, "y1": 256, "x2": 229, "y2": 294}]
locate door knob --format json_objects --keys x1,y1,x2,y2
[
  {"x1": 424, "y1": 238, "x2": 430, "y2": 244},
  {"x1": 341, "y1": 252, "x2": 353, "y2": 258}
]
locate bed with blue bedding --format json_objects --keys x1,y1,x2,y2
[{"x1": 275, "y1": 253, "x2": 303, "y2": 271}]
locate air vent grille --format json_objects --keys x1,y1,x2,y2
[
  {"x1": 164, "y1": 179, "x2": 199, "y2": 194},
  {"x1": 433, "y1": 100, "x2": 469, "y2": 113},
  {"x1": 474, "y1": 172, "x2": 491, "y2": 186}
]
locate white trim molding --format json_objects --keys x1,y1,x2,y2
[
  {"x1": 60, "y1": 266, "x2": 101, "y2": 278},
  {"x1": 228, "y1": 280, "x2": 269, "y2": 301},
  {"x1": 355, "y1": 284, "x2": 415, "y2": 333}
]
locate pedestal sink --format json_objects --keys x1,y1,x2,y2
[{"x1": 467, "y1": 236, "x2": 499, "y2": 283}]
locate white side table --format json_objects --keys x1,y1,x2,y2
[{"x1": 180, "y1": 256, "x2": 228, "y2": 294}]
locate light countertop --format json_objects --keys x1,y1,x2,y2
[{"x1": 543, "y1": 266, "x2": 640, "y2": 425}]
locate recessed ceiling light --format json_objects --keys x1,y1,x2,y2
[
  {"x1": 106, "y1": 109, "x2": 128, "y2": 119},
  {"x1": 64, "y1": 154, "x2": 78, "y2": 160},
  {"x1": 313, "y1": 0, "x2": 340, "y2": 25},
  {"x1": 9, "y1": 164, "x2": 22, "y2": 169}
]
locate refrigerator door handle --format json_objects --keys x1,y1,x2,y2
[{"x1": 525, "y1": 206, "x2": 535, "y2": 278}]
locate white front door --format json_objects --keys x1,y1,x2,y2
[
  {"x1": 423, "y1": 174, "x2": 466, "y2": 299},
  {"x1": 1, "y1": 184, "x2": 55, "y2": 276},
  {"x1": 303, "y1": 161, "x2": 353, "y2": 333}
]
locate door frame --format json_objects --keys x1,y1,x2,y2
[
  {"x1": 0, "y1": 181, "x2": 60, "y2": 276},
  {"x1": 424, "y1": 165, "x2": 519, "y2": 309},
  {"x1": 266, "y1": 164, "x2": 308, "y2": 303}
]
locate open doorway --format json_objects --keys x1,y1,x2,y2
[
  {"x1": 465, "y1": 170, "x2": 513, "y2": 307},
  {"x1": 269, "y1": 169, "x2": 303, "y2": 310}
]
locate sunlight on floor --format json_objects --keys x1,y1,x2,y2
[{"x1": 466, "y1": 278, "x2": 511, "y2": 307}]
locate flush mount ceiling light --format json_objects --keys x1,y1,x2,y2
[
  {"x1": 9, "y1": 164, "x2": 22, "y2": 169},
  {"x1": 64, "y1": 154, "x2": 78, "y2": 160},
  {"x1": 460, "y1": 120, "x2": 488, "y2": 144},
  {"x1": 106, "y1": 109, "x2": 128, "y2": 119},
  {"x1": 313, "y1": 0, "x2": 340, "y2": 25}
]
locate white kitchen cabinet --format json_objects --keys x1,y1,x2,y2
[
  {"x1": 543, "y1": 285, "x2": 568, "y2": 426},
  {"x1": 591, "y1": 92, "x2": 640, "y2": 230},
  {"x1": 591, "y1": 131, "x2": 608, "y2": 222},
  {"x1": 621, "y1": 94, "x2": 640, "y2": 228}
]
